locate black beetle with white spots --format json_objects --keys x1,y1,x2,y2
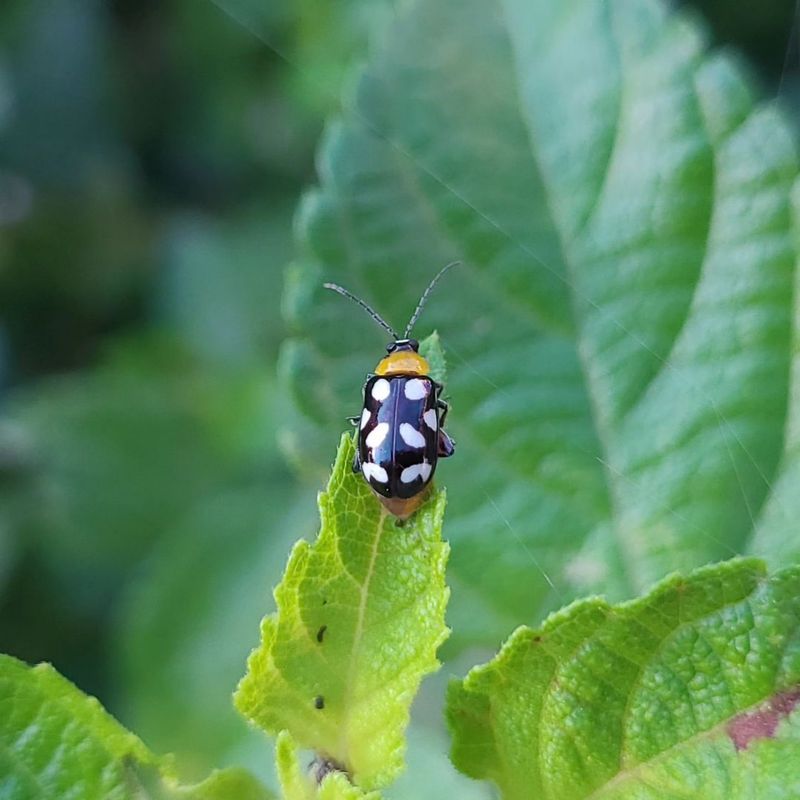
[{"x1": 324, "y1": 264, "x2": 458, "y2": 519}]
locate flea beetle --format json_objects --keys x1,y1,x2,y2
[{"x1": 324, "y1": 263, "x2": 457, "y2": 519}]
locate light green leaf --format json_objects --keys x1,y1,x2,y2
[
  {"x1": 419, "y1": 332, "x2": 447, "y2": 385},
  {"x1": 276, "y1": 732, "x2": 380, "y2": 800},
  {"x1": 0, "y1": 655, "x2": 271, "y2": 800},
  {"x1": 235, "y1": 434, "x2": 450, "y2": 791},
  {"x1": 279, "y1": 0, "x2": 800, "y2": 647},
  {"x1": 0, "y1": 655, "x2": 156, "y2": 799},
  {"x1": 447, "y1": 558, "x2": 800, "y2": 800}
]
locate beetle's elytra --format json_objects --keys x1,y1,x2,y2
[{"x1": 324, "y1": 264, "x2": 457, "y2": 519}]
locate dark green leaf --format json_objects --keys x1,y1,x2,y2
[{"x1": 279, "y1": 0, "x2": 800, "y2": 647}]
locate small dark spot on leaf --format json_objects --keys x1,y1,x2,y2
[
  {"x1": 532, "y1": 635, "x2": 542, "y2": 644},
  {"x1": 315, "y1": 695, "x2": 325, "y2": 710},
  {"x1": 728, "y1": 687, "x2": 800, "y2": 751},
  {"x1": 317, "y1": 625, "x2": 327, "y2": 643},
  {"x1": 396, "y1": 518, "x2": 407, "y2": 528},
  {"x1": 322, "y1": 598, "x2": 328, "y2": 606}
]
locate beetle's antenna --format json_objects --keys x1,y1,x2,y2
[
  {"x1": 404, "y1": 261, "x2": 460, "y2": 337},
  {"x1": 323, "y1": 282, "x2": 398, "y2": 339}
]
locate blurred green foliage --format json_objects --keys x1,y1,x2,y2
[{"x1": 0, "y1": 0, "x2": 798, "y2": 797}]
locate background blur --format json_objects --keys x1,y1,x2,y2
[{"x1": 0, "y1": 0, "x2": 798, "y2": 795}]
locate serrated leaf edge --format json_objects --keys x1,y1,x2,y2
[{"x1": 448, "y1": 557, "x2": 800, "y2": 798}]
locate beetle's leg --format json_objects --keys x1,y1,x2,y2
[
  {"x1": 438, "y1": 429, "x2": 455, "y2": 458},
  {"x1": 347, "y1": 414, "x2": 360, "y2": 426},
  {"x1": 436, "y1": 398, "x2": 450, "y2": 428},
  {"x1": 434, "y1": 387, "x2": 455, "y2": 455},
  {"x1": 352, "y1": 448, "x2": 361, "y2": 473}
]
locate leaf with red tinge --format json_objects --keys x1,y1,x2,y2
[
  {"x1": 447, "y1": 558, "x2": 800, "y2": 800},
  {"x1": 728, "y1": 689, "x2": 800, "y2": 752}
]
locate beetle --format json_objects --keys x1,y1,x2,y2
[{"x1": 324, "y1": 263, "x2": 457, "y2": 519}]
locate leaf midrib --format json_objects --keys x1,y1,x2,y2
[
  {"x1": 475, "y1": 1, "x2": 787, "y2": 589},
  {"x1": 339, "y1": 506, "x2": 389, "y2": 760},
  {"x1": 495, "y1": 0, "x2": 639, "y2": 593}
]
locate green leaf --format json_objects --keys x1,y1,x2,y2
[
  {"x1": 419, "y1": 332, "x2": 447, "y2": 385},
  {"x1": 210, "y1": 0, "x2": 393, "y2": 116},
  {"x1": 749, "y1": 181, "x2": 800, "y2": 561},
  {"x1": 235, "y1": 434, "x2": 450, "y2": 791},
  {"x1": 279, "y1": 0, "x2": 800, "y2": 647},
  {"x1": 5, "y1": 336, "x2": 275, "y2": 582},
  {"x1": 0, "y1": 655, "x2": 271, "y2": 800},
  {"x1": 0, "y1": 655, "x2": 156, "y2": 799},
  {"x1": 291, "y1": 0, "x2": 395, "y2": 115},
  {"x1": 447, "y1": 558, "x2": 800, "y2": 800}
]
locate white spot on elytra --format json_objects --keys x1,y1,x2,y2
[
  {"x1": 404, "y1": 378, "x2": 427, "y2": 400},
  {"x1": 362, "y1": 462, "x2": 388, "y2": 483},
  {"x1": 423, "y1": 409, "x2": 438, "y2": 431},
  {"x1": 360, "y1": 408, "x2": 371, "y2": 430},
  {"x1": 371, "y1": 379, "x2": 391, "y2": 402},
  {"x1": 400, "y1": 461, "x2": 432, "y2": 484},
  {"x1": 365, "y1": 422, "x2": 389, "y2": 449},
  {"x1": 399, "y1": 422, "x2": 426, "y2": 449}
]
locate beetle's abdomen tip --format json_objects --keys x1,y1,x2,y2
[{"x1": 375, "y1": 491, "x2": 427, "y2": 520}]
